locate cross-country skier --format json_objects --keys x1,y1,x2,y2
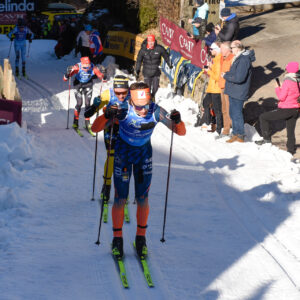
[
  {"x1": 7, "y1": 18, "x2": 34, "y2": 77},
  {"x1": 63, "y1": 56, "x2": 104, "y2": 133},
  {"x1": 84, "y1": 75, "x2": 130, "y2": 202},
  {"x1": 91, "y1": 82, "x2": 186, "y2": 258}
]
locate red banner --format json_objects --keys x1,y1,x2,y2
[
  {"x1": 159, "y1": 16, "x2": 208, "y2": 68},
  {"x1": 0, "y1": 12, "x2": 26, "y2": 25},
  {"x1": 0, "y1": 99, "x2": 22, "y2": 126}
]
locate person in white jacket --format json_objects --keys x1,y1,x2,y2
[{"x1": 76, "y1": 24, "x2": 92, "y2": 58}]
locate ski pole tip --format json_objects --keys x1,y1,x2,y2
[
  {"x1": 91, "y1": 197, "x2": 95, "y2": 201},
  {"x1": 95, "y1": 241, "x2": 100, "y2": 246},
  {"x1": 160, "y1": 238, "x2": 166, "y2": 243}
]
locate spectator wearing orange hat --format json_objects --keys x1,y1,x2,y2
[{"x1": 135, "y1": 35, "x2": 173, "y2": 99}]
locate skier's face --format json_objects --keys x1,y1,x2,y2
[
  {"x1": 82, "y1": 63, "x2": 91, "y2": 71},
  {"x1": 131, "y1": 98, "x2": 150, "y2": 117},
  {"x1": 114, "y1": 88, "x2": 128, "y2": 102}
]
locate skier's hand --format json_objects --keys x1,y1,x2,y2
[
  {"x1": 10, "y1": 37, "x2": 14, "y2": 41},
  {"x1": 170, "y1": 109, "x2": 181, "y2": 124},
  {"x1": 93, "y1": 96, "x2": 101, "y2": 107},
  {"x1": 67, "y1": 66, "x2": 73, "y2": 75},
  {"x1": 104, "y1": 105, "x2": 119, "y2": 120},
  {"x1": 29, "y1": 39, "x2": 32, "y2": 43}
]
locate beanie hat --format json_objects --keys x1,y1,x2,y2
[
  {"x1": 147, "y1": 35, "x2": 155, "y2": 43},
  {"x1": 220, "y1": 8, "x2": 231, "y2": 17},
  {"x1": 205, "y1": 22, "x2": 215, "y2": 33},
  {"x1": 192, "y1": 17, "x2": 203, "y2": 24},
  {"x1": 285, "y1": 61, "x2": 299, "y2": 73},
  {"x1": 84, "y1": 24, "x2": 92, "y2": 31},
  {"x1": 195, "y1": 0, "x2": 204, "y2": 6},
  {"x1": 113, "y1": 75, "x2": 129, "y2": 89},
  {"x1": 210, "y1": 42, "x2": 220, "y2": 53},
  {"x1": 80, "y1": 56, "x2": 91, "y2": 65}
]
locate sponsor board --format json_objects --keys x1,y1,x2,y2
[
  {"x1": 0, "y1": 24, "x2": 14, "y2": 34},
  {"x1": 0, "y1": 0, "x2": 35, "y2": 13},
  {"x1": 0, "y1": 98, "x2": 22, "y2": 126},
  {"x1": 225, "y1": 0, "x2": 300, "y2": 6},
  {"x1": 159, "y1": 16, "x2": 208, "y2": 68},
  {"x1": 103, "y1": 31, "x2": 144, "y2": 61},
  {"x1": 0, "y1": 11, "x2": 25, "y2": 25}
]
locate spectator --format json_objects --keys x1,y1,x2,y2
[
  {"x1": 255, "y1": 62, "x2": 300, "y2": 155},
  {"x1": 223, "y1": 40, "x2": 255, "y2": 143},
  {"x1": 76, "y1": 24, "x2": 92, "y2": 57},
  {"x1": 204, "y1": 23, "x2": 217, "y2": 47},
  {"x1": 215, "y1": 7, "x2": 239, "y2": 42},
  {"x1": 218, "y1": 41, "x2": 234, "y2": 137},
  {"x1": 202, "y1": 42, "x2": 223, "y2": 135},
  {"x1": 135, "y1": 34, "x2": 173, "y2": 99},
  {"x1": 188, "y1": 0, "x2": 209, "y2": 40},
  {"x1": 89, "y1": 27, "x2": 104, "y2": 64}
]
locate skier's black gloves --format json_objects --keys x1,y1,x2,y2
[
  {"x1": 170, "y1": 109, "x2": 181, "y2": 124},
  {"x1": 67, "y1": 66, "x2": 73, "y2": 76},
  {"x1": 105, "y1": 105, "x2": 119, "y2": 119},
  {"x1": 64, "y1": 73, "x2": 70, "y2": 79},
  {"x1": 10, "y1": 37, "x2": 14, "y2": 41},
  {"x1": 93, "y1": 96, "x2": 101, "y2": 107},
  {"x1": 29, "y1": 39, "x2": 32, "y2": 43}
]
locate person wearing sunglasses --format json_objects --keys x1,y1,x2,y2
[
  {"x1": 85, "y1": 75, "x2": 130, "y2": 202},
  {"x1": 63, "y1": 56, "x2": 104, "y2": 133},
  {"x1": 91, "y1": 82, "x2": 186, "y2": 258}
]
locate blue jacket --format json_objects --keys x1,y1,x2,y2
[{"x1": 224, "y1": 49, "x2": 256, "y2": 100}]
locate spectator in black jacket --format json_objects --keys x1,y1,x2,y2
[
  {"x1": 215, "y1": 8, "x2": 239, "y2": 42},
  {"x1": 135, "y1": 35, "x2": 173, "y2": 99}
]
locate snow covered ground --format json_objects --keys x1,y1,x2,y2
[{"x1": 1, "y1": 35, "x2": 300, "y2": 300}]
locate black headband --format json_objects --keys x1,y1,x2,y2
[{"x1": 113, "y1": 78, "x2": 129, "y2": 89}]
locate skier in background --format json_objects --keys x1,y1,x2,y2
[
  {"x1": 84, "y1": 75, "x2": 130, "y2": 202},
  {"x1": 8, "y1": 18, "x2": 34, "y2": 77},
  {"x1": 89, "y1": 27, "x2": 103, "y2": 64},
  {"x1": 91, "y1": 82, "x2": 186, "y2": 258},
  {"x1": 63, "y1": 56, "x2": 104, "y2": 133}
]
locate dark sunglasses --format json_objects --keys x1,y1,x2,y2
[
  {"x1": 114, "y1": 91, "x2": 128, "y2": 96},
  {"x1": 132, "y1": 102, "x2": 150, "y2": 111}
]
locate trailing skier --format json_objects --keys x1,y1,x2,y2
[
  {"x1": 63, "y1": 56, "x2": 104, "y2": 133},
  {"x1": 85, "y1": 75, "x2": 130, "y2": 203},
  {"x1": 7, "y1": 18, "x2": 34, "y2": 77},
  {"x1": 91, "y1": 82, "x2": 186, "y2": 258}
]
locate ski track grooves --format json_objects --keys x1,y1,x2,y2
[
  {"x1": 167, "y1": 130, "x2": 300, "y2": 293},
  {"x1": 20, "y1": 78, "x2": 173, "y2": 297}
]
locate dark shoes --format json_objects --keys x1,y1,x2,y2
[
  {"x1": 112, "y1": 237, "x2": 123, "y2": 258},
  {"x1": 135, "y1": 235, "x2": 148, "y2": 257},
  {"x1": 255, "y1": 139, "x2": 271, "y2": 145}
]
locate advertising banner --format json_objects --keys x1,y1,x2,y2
[
  {"x1": 103, "y1": 31, "x2": 144, "y2": 61},
  {"x1": 0, "y1": 24, "x2": 14, "y2": 34},
  {"x1": 0, "y1": 98, "x2": 22, "y2": 126},
  {"x1": 159, "y1": 16, "x2": 208, "y2": 68},
  {"x1": 225, "y1": 0, "x2": 300, "y2": 6},
  {"x1": 0, "y1": 0, "x2": 36, "y2": 13},
  {"x1": 0, "y1": 11, "x2": 25, "y2": 24}
]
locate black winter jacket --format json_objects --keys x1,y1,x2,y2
[
  {"x1": 218, "y1": 14, "x2": 239, "y2": 42},
  {"x1": 135, "y1": 39, "x2": 172, "y2": 78}
]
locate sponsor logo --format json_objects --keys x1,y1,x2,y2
[
  {"x1": 0, "y1": 0, "x2": 35, "y2": 13},
  {"x1": 0, "y1": 24, "x2": 14, "y2": 34},
  {"x1": 179, "y1": 35, "x2": 194, "y2": 53},
  {"x1": 161, "y1": 22, "x2": 174, "y2": 40}
]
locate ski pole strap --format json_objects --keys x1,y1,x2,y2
[
  {"x1": 137, "y1": 224, "x2": 148, "y2": 229},
  {"x1": 113, "y1": 227, "x2": 122, "y2": 232}
]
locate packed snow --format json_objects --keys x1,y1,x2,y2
[{"x1": 1, "y1": 35, "x2": 300, "y2": 300}]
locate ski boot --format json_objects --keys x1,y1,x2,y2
[
  {"x1": 101, "y1": 183, "x2": 111, "y2": 202},
  {"x1": 112, "y1": 237, "x2": 123, "y2": 258},
  {"x1": 135, "y1": 235, "x2": 148, "y2": 257},
  {"x1": 85, "y1": 119, "x2": 95, "y2": 136},
  {"x1": 15, "y1": 66, "x2": 19, "y2": 78},
  {"x1": 72, "y1": 118, "x2": 79, "y2": 129}
]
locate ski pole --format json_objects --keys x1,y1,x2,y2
[
  {"x1": 7, "y1": 40, "x2": 13, "y2": 58},
  {"x1": 27, "y1": 42, "x2": 31, "y2": 58},
  {"x1": 160, "y1": 121, "x2": 175, "y2": 243},
  {"x1": 66, "y1": 77, "x2": 71, "y2": 129},
  {"x1": 95, "y1": 115, "x2": 115, "y2": 245},
  {"x1": 91, "y1": 84, "x2": 103, "y2": 201}
]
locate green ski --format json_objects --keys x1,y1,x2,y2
[
  {"x1": 103, "y1": 201, "x2": 108, "y2": 223},
  {"x1": 85, "y1": 125, "x2": 95, "y2": 137},
  {"x1": 133, "y1": 242, "x2": 154, "y2": 287},
  {"x1": 112, "y1": 249, "x2": 129, "y2": 288},
  {"x1": 72, "y1": 124, "x2": 83, "y2": 137},
  {"x1": 124, "y1": 200, "x2": 130, "y2": 223}
]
